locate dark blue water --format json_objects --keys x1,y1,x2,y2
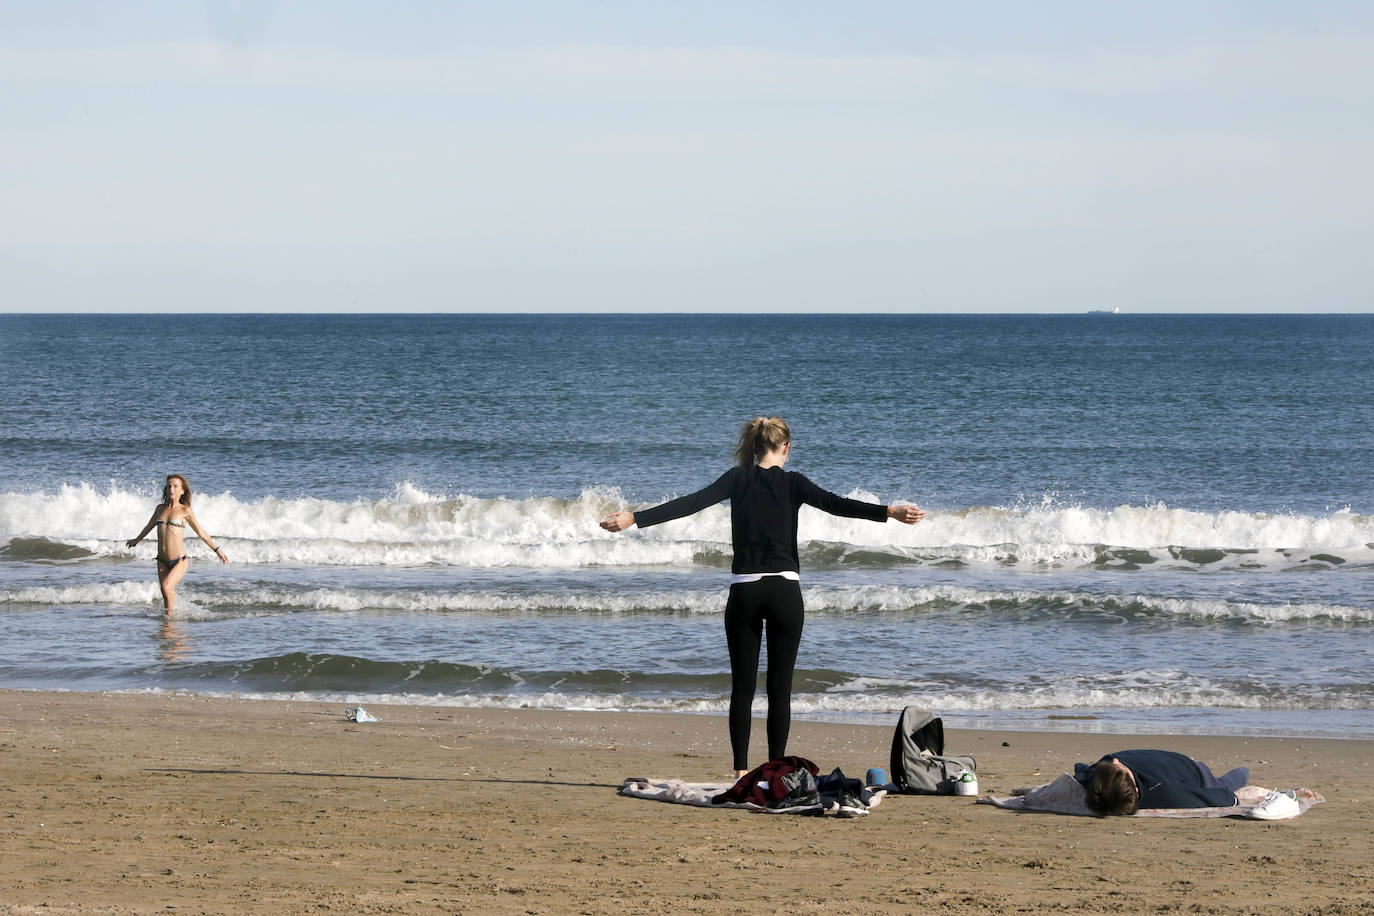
[
  {"x1": 5, "y1": 314, "x2": 1369, "y2": 510},
  {"x1": 2, "y1": 314, "x2": 1371, "y2": 737}
]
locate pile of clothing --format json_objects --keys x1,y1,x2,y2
[{"x1": 709, "y1": 756, "x2": 874, "y2": 817}]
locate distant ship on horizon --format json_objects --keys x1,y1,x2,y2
[{"x1": 1087, "y1": 307, "x2": 1121, "y2": 315}]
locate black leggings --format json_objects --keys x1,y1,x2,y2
[{"x1": 724, "y1": 577, "x2": 804, "y2": 771}]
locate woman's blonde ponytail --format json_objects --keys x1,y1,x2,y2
[{"x1": 734, "y1": 416, "x2": 791, "y2": 467}]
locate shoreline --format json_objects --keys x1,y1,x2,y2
[
  {"x1": 3, "y1": 688, "x2": 1370, "y2": 914},
  {"x1": 28, "y1": 685, "x2": 1374, "y2": 743}
]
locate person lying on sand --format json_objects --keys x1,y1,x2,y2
[{"x1": 1077, "y1": 749, "x2": 1248, "y2": 815}]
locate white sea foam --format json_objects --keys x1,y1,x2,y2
[
  {"x1": 0, "y1": 581, "x2": 222, "y2": 618},
  {"x1": 3, "y1": 482, "x2": 1372, "y2": 569},
  {"x1": 113, "y1": 672, "x2": 1372, "y2": 716},
  {"x1": 0, "y1": 581, "x2": 162, "y2": 607},
  {"x1": 6, "y1": 580, "x2": 1370, "y2": 623},
  {"x1": 795, "y1": 669, "x2": 1374, "y2": 714}
]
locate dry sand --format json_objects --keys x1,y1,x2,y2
[{"x1": 1, "y1": 689, "x2": 1370, "y2": 914}]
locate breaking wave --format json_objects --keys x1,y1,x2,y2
[{"x1": 2, "y1": 482, "x2": 1371, "y2": 571}]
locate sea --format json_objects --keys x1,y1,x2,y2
[{"x1": 1, "y1": 314, "x2": 1371, "y2": 739}]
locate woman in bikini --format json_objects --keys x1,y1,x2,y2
[
  {"x1": 125, "y1": 474, "x2": 228, "y2": 614},
  {"x1": 600, "y1": 417, "x2": 924, "y2": 777}
]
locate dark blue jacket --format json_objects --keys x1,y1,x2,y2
[{"x1": 1077, "y1": 749, "x2": 1237, "y2": 808}]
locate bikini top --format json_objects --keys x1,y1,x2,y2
[{"x1": 155, "y1": 518, "x2": 186, "y2": 528}]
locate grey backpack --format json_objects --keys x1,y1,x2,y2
[{"x1": 889, "y1": 706, "x2": 976, "y2": 794}]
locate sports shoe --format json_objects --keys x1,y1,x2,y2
[
  {"x1": 1248, "y1": 789, "x2": 1300, "y2": 820},
  {"x1": 833, "y1": 787, "x2": 869, "y2": 818},
  {"x1": 765, "y1": 768, "x2": 821, "y2": 813},
  {"x1": 817, "y1": 767, "x2": 868, "y2": 816}
]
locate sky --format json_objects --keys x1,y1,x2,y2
[{"x1": 2, "y1": 2, "x2": 1372, "y2": 313}]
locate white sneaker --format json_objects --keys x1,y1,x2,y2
[{"x1": 1248, "y1": 790, "x2": 1300, "y2": 820}]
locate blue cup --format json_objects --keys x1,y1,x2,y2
[{"x1": 866, "y1": 767, "x2": 888, "y2": 788}]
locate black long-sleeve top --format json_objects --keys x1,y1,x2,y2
[{"x1": 632, "y1": 465, "x2": 889, "y2": 575}]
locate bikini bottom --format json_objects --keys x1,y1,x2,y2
[{"x1": 156, "y1": 555, "x2": 188, "y2": 574}]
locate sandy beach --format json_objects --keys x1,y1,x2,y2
[{"x1": 0, "y1": 690, "x2": 1369, "y2": 914}]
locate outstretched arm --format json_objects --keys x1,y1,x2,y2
[
  {"x1": 185, "y1": 511, "x2": 229, "y2": 563},
  {"x1": 600, "y1": 470, "x2": 735, "y2": 533},
  {"x1": 125, "y1": 510, "x2": 160, "y2": 548},
  {"x1": 794, "y1": 474, "x2": 925, "y2": 525}
]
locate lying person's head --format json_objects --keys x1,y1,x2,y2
[{"x1": 1085, "y1": 756, "x2": 1139, "y2": 816}]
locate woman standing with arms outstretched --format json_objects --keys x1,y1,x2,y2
[
  {"x1": 126, "y1": 474, "x2": 228, "y2": 614},
  {"x1": 601, "y1": 417, "x2": 924, "y2": 777}
]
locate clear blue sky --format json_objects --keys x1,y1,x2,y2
[{"x1": 3, "y1": 2, "x2": 1371, "y2": 313}]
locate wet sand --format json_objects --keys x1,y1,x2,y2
[{"x1": 1, "y1": 689, "x2": 1370, "y2": 914}]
